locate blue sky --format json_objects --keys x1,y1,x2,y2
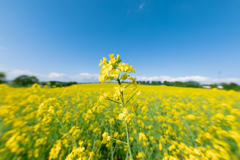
[{"x1": 0, "y1": 0, "x2": 240, "y2": 83}]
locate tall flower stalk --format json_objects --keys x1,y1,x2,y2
[{"x1": 98, "y1": 54, "x2": 141, "y2": 159}]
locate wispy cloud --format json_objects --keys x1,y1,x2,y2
[
  {"x1": 139, "y1": 2, "x2": 146, "y2": 9},
  {"x1": 0, "y1": 66, "x2": 239, "y2": 84},
  {"x1": 0, "y1": 66, "x2": 99, "y2": 82},
  {"x1": 136, "y1": 75, "x2": 240, "y2": 84},
  {"x1": 47, "y1": 72, "x2": 99, "y2": 82}
]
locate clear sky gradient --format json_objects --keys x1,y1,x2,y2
[{"x1": 0, "y1": 0, "x2": 240, "y2": 83}]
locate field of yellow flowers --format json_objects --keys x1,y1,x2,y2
[
  {"x1": 1, "y1": 54, "x2": 240, "y2": 160},
  {"x1": 1, "y1": 83, "x2": 240, "y2": 160}
]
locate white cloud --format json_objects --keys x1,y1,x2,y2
[
  {"x1": 0, "y1": 67, "x2": 33, "y2": 80},
  {"x1": 139, "y1": 2, "x2": 145, "y2": 9},
  {"x1": 11, "y1": 69, "x2": 32, "y2": 75},
  {"x1": 136, "y1": 75, "x2": 240, "y2": 84},
  {"x1": 74, "y1": 73, "x2": 99, "y2": 81},
  {"x1": 136, "y1": 75, "x2": 209, "y2": 82},
  {"x1": 0, "y1": 66, "x2": 99, "y2": 82},
  {"x1": 44, "y1": 72, "x2": 99, "y2": 82},
  {"x1": 224, "y1": 78, "x2": 240, "y2": 84},
  {"x1": 0, "y1": 66, "x2": 240, "y2": 84},
  {"x1": 49, "y1": 73, "x2": 67, "y2": 79}
]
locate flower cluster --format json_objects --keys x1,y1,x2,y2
[{"x1": 99, "y1": 54, "x2": 135, "y2": 83}]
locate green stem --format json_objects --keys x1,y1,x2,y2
[
  {"x1": 125, "y1": 92, "x2": 136, "y2": 106},
  {"x1": 118, "y1": 78, "x2": 134, "y2": 159},
  {"x1": 54, "y1": 113, "x2": 78, "y2": 148},
  {"x1": 108, "y1": 98, "x2": 121, "y2": 104},
  {"x1": 117, "y1": 79, "x2": 121, "y2": 85},
  {"x1": 124, "y1": 83, "x2": 131, "y2": 89},
  {"x1": 121, "y1": 92, "x2": 134, "y2": 160},
  {"x1": 124, "y1": 119, "x2": 133, "y2": 159},
  {"x1": 108, "y1": 105, "x2": 114, "y2": 160},
  {"x1": 110, "y1": 137, "x2": 128, "y2": 144}
]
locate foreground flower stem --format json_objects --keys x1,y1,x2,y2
[
  {"x1": 108, "y1": 105, "x2": 114, "y2": 160},
  {"x1": 54, "y1": 113, "x2": 78, "y2": 148},
  {"x1": 118, "y1": 79, "x2": 134, "y2": 160}
]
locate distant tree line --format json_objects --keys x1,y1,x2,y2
[
  {"x1": 137, "y1": 80, "x2": 200, "y2": 88},
  {"x1": 40, "y1": 81, "x2": 78, "y2": 87},
  {"x1": 1, "y1": 72, "x2": 240, "y2": 91},
  {"x1": 137, "y1": 80, "x2": 240, "y2": 91},
  {"x1": 207, "y1": 82, "x2": 240, "y2": 91},
  {"x1": 0, "y1": 72, "x2": 6, "y2": 83},
  {"x1": 0, "y1": 73, "x2": 77, "y2": 88}
]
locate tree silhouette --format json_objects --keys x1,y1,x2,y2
[
  {"x1": 0, "y1": 72, "x2": 6, "y2": 83},
  {"x1": 13, "y1": 75, "x2": 39, "y2": 86}
]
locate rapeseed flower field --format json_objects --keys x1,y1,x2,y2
[{"x1": 1, "y1": 54, "x2": 240, "y2": 160}]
